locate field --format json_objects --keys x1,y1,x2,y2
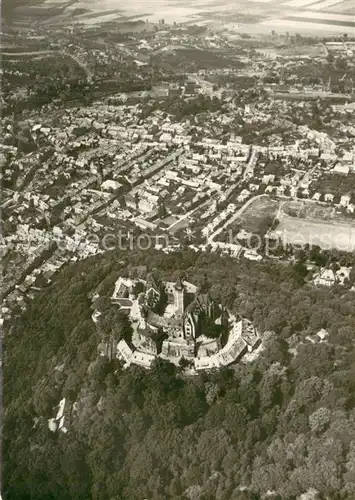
[
  {"x1": 261, "y1": 45, "x2": 325, "y2": 57},
  {"x1": 269, "y1": 215, "x2": 355, "y2": 251},
  {"x1": 269, "y1": 200, "x2": 355, "y2": 251},
  {"x1": 227, "y1": 196, "x2": 355, "y2": 251},
  {"x1": 227, "y1": 195, "x2": 279, "y2": 234}
]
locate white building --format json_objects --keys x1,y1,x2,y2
[
  {"x1": 340, "y1": 194, "x2": 351, "y2": 207},
  {"x1": 313, "y1": 268, "x2": 336, "y2": 287},
  {"x1": 332, "y1": 164, "x2": 349, "y2": 176},
  {"x1": 116, "y1": 339, "x2": 134, "y2": 368}
]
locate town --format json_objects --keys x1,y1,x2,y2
[
  {"x1": 1, "y1": 19, "x2": 355, "y2": 322},
  {"x1": 5, "y1": 4, "x2": 355, "y2": 499}
]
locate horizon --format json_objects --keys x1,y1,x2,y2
[{"x1": 3, "y1": 0, "x2": 355, "y2": 36}]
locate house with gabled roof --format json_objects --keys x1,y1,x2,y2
[{"x1": 313, "y1": 268, "x2": 337, "y2": 287}]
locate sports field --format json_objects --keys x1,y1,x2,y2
[
  {"x1": 237, "y1": 196, "x2": 355, "y2": 251},
  {"x1": 269, "y1": 215, "x2": 355, "y2": 251},
  {"x1": 269, "y1": 199, "x2": 355, "y2": 251}
]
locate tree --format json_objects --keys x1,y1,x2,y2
[
  {"x1": 335, "y1": 57, "x2": 347, "y2": 70},
  {"x1": 7, "y1": 246, "x2": 355, "y2": 499},
  {"x1": 349, "y1": 266, "x2": 355, "y2": 284},
  {"x1": 63, "y1": 371, "x2": 82, "y2": 400},
  {"x1": 94, "y1": 295, "x2": 112, "y2": 312},
  {"x1": 158, "y1": 202, "x2": 167, "y2": 219},
  {"x1": 309, "y1": 407, "x2": 332, "y2": 434},
  {"x1": 294, "y1": 261, "x2": 308, "y2": 281}
]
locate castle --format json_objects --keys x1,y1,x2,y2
[{"x1": 110, "y1": 274, "x2": 261, "y2": 371}]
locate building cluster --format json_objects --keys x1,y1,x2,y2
[
  {"x1": 312, "y1": 265, "x2": 352, "y2": 288},
  {"x1": 2, "y1": 87, "x2": 355, "y2": 316},
  {"x1": 107, "y1": 275, "x2": 261, "y2": 371},
  {"x1": 2, "y1": 25, "x2": 355, "y2": 322}
]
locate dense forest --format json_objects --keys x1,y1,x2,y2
[{"x1": 4, "y1": 248, "x2": 355, "y2": 499}]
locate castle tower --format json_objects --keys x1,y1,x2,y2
[{"x1": 174, "y1": 277, "x2": 184, "y2": 315}]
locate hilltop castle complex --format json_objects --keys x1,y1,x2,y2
[{"x1": 107, "y1": 274, "x2": 261, "y2": 371}]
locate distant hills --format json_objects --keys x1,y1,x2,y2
[
  {"x1": 2, "y1": 0, "x2": 43, "y2": 19},
  {"x1": 3, "y1": 0, "x2": 355, "y2": 34},
  {"x1": 2, "y1": 0, "x2": 78, "y2": 23},
  {"x1": 2, "y1": 0, "x2": 124, "y2": 26}
]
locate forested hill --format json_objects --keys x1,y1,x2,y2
[{"x1": 4, "y1": 248, "x2": 355, "y2": 500}]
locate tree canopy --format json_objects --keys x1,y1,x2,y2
[{"x1": 4, "y1": 248, "x2": 355, "y2": 499}]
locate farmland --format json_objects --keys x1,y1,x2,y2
[{"x1": 5, "y1": 0, "x2": 355, "y2": 34}]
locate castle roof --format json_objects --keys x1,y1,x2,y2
[
  {"x1": 146, "y1": 310, "x2": 182, "y2": 329},
  {"x1": 185, "y1": 293, "x2": 211, "y2": 316},
  {"x1": 117, "y1": 298, "x2": 133, "y2": 308},
  {"x1": 146, "y1": 273, "x2": 161, "y2": 293},
  {"x1": 175, "y1": 276, "x2": 184, "y2": 291}
]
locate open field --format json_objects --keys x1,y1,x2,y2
[
  {"x1": 327, "y1": 0, "x2": 355, "y2": 12},
  {"x1": 269, "y1": 215, "x2": 355, "y2": 251},
  {"x1": 261, "y1": 44, "x2": 325, "y2": 57},
  {"x1": 269, "y1": 200, "x2": 355, "y2": 251},
  {"x1": 311, "y1": 0, "x2": 346, "y2": 9},
  {"x1": 284, "y1": 0, "x2": 319, "y2": 6},
  {"x1": 227, "y1": 196, "x2": 355, "y2": 251},
  {"x1": 229, "y1": 196, "x2": 279, "y2": 234}
]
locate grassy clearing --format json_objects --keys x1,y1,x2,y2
[{"x1": 229, "y1": 196, "x2": 279, "y2": 234}]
